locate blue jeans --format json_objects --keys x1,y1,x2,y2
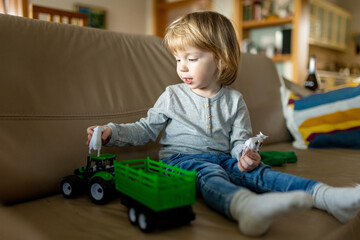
[{"x1": 162, "y1": 152, "x2": 318, "y2": 219}]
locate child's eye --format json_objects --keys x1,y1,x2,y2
[{"x1": 188, "y1": 58, "x2": 198, "y2": 62}]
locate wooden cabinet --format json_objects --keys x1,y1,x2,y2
[
  {"x1": 234, "y1": 0, "x2": 310, "y2": 84},
  {"x1": 153, "y1": 0, "x2": 211, "y2": 37},
  {"x1": 309, "y1": 0, "x2": 351, "y2": 51}
]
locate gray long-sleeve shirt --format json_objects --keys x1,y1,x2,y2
[{"x1": 106, "y1": 83, "x2": 252, "y2": 160}]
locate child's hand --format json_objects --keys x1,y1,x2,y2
[
  {"x1": 238, "y1": 148, "x2": 261, "y2": 172},
  {"x1": 86, "y1": 126, "x2": 112, "y2": 146}
]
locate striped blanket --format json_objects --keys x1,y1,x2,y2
[{"x1": 281, "y1": 84, "x2": 360, "y2": 149}]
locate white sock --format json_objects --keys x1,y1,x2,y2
[
  {"x1": 312, "y1": 183, "x2": 360, "y2": 223},
  {"x1": 230, "y1": 189, "x2": 313, "y2": 237}
]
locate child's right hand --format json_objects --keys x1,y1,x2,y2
[
  {"x1": 238, "y1": 148, "x2": 261, "y2": 172},
  {"x1": 86, "y1": 125, "x2": 112, "y2": 146}
]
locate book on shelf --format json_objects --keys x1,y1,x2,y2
[{"x1": 242, "y1": 0, "x2": 293, "y2": 22}]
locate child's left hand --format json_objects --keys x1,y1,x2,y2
[{"x1": 238, "y1": 148, "x2": 261, "y2": 172}]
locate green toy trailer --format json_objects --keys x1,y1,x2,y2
[
  {"x1": 114, "y1": 157, "x2": 196, "y2": 232},
  {"x1": 61, "y1": 155, "x2": 196, "y2": 232}
]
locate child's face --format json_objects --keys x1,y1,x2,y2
[{"x1": 174, "y1": 46, "x2": 220, "y2": 98}]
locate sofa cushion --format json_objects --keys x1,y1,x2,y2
[
  {"x1": 0, "y1": 207, "x2": 47, "y2": 240},
  {"x1": 0, "y1": 14, "x2": 178, "y2": 203},
  {"x1": 231, "y1": 54, "x2": 292, "y2": 145}
]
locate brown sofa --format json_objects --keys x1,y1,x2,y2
[{"x1": 1, "y1": 14, "x2": 359, "y2": 240}]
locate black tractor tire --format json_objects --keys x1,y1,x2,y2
[
  {"x1": 60, "y1": 175, "x2": 81, "y2": 199},
  {"x1": 88, "y1": 178, "x2": 113, "y2": 204}
]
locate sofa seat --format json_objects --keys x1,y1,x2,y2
[{"x1": 2, "y1": 143, "x2": 360, "y2": 240}]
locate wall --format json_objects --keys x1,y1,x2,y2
[
  {"x1": 28, "y1": 0, "x2": 238, "y2": 35},
  {"x1": 29, "y1": 0, "x2": 150, "y2": 34},
  {"x1": 212, "y1": 0, "x2": 233, "y2": 21}
]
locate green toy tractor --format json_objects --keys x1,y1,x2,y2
[{"x1": 60, "y1": 154, "x2": 116, "y2": 204}]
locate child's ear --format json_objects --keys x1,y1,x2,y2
[
  {"x1": 215, "y1": 58, "x2": 222, "y2": 71},
  {"x1": 215, "y1": 57, "x2": 221, "y2": 66}
]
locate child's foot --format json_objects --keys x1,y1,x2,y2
[
  {"x1": 312, "y1": 183, "x2": 360, "y2": 223},
  {"x1": 230, "y1": 189, "x2": 313, "y2": 237}
]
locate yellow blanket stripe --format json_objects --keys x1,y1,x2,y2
[
  {"x1": 299, "y1": 120, "x2": 360, "y2": 145},
  {"x1": 299, "y1": 108, "x2": 360, "y2": 128}
]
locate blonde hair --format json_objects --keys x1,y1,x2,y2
[{"x1": 163, "y1": 11, "x2": 241, "y2": 86}]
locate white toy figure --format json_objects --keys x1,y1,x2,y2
[
  {"x1": 89, "y1": 126, "x2": 104, "y2": 157},
  {"x1": 242, "y1": 132, "x2": 268, "y2": 157}
]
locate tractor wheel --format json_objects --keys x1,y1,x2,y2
[
  {"x1": 60, "y1": 175, "x2": 80, "y2": 199},
  {"x1": 89, "y1": 178, "x2": 112, "y2": 204}
]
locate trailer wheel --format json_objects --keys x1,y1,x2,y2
[
  {"x1": 89, "y1": 178, "x2": 112, "y2": 204},
  {"x1": 60, "y1": 175, "x2": 80, "y2": 199},
  {"x1": 138, "y1": 211, "x2": 155, "y2": 233},
  {"x1": 128, "y1": 207, "x2": 138, "y2": 225}
]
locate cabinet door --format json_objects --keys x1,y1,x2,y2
[
  {"x1": 309, "y1": 0, "x2": 350, "y2": 51},
  {"x1": 333, "y1": 13, "x2": 349, "y2": 49},
  {"x1": 327, "y1": 10, "x2": 333, "y2": 44},
  {"x1": 317, "y1": 6, "x2": 324, "y2": 41}
]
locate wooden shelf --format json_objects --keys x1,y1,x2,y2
[
  {"x1": 234, "y1": 0, "x2": 310, "y2": 84},
  {"x1": 309, "y1": 38, "x2": 346, "y2": 52},
  {"x1": 242, "y1": 17, "x2": 293, "y2": 29},
  {"x1": 272, "y1": 54, "x2": 292, "y2": 62}
]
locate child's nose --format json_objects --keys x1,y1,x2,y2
[{"x1": 178, "y1": 62, "x2": 188, "y2": 72}]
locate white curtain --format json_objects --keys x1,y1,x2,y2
[
  {"x1": 0, "y1": 0, "x2": 5, "y2": 14},
  {"x1": 0, "y1": 0, "x2": 25, "y2": 16}
]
